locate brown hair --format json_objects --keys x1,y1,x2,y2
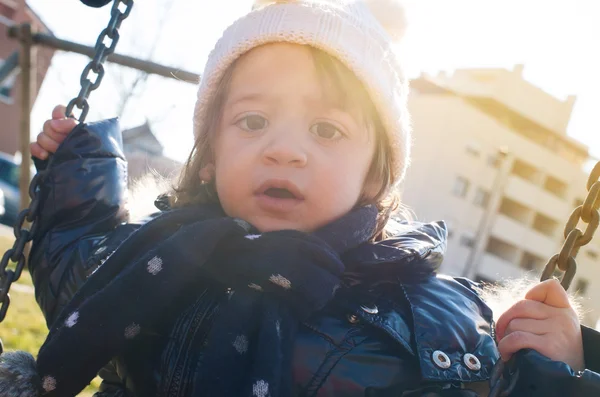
[{"x1": 171, "y1": 46, "x2": 404, "y2": 239}]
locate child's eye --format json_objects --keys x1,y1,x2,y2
[
  {"x1": 310, "y1": 122, "x2": 344, "y2": 140},
  {"x1": 236, "y1": 114, "x2": 268, "y2": 131}
]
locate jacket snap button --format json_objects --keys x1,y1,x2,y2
[
  {"x1": 432, "y1": 350, "x2": 451, "y2": 369},
  {"x1": 360, "y1": 305, "x2": 378, "y2": 314},
  {"x1": 347, "y1": 314, "x2": 360, "y2": 324},
  {"x1": 463, "y1": 353, "x2": 481, "y2": 371}
]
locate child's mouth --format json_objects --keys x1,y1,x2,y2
[
  {"x1": 263, "y1": 188, "x2": 297, "y2": 199},
  {"x1": 255, "y1": 180, "x2": 305, "y2": 213}
]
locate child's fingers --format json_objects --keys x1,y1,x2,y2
[
  {"x1": 30, "y1": 142, "x2": 49, "y2": 160},
  {"x1": 35, "y1": 115, "x2": 76, "y2": 157},
  {"x1": 46, "y1": 118, "x2": 77, "y2": 135},
  {"x1": 36, "y1": 131, "x2": 61, "y2": 154},
  {"x1": 41, "y1": 120, "x2": 72, "y2": 144},
  {"x1": 51, "y1": 104, "x2": 68, "y2": 120},
  {"x1": 495, "y1": 300, "x2": 551, "y2": 341},
  {"x1": 524, "y1": 279, "x2": 571, "y2": 309}
]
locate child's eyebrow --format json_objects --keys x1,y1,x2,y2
[
  {"x1": 226, "y1": 91, "x2": 357, "y2": 120},
  {"x1": 226, "y1": 92, "x2": 266, "y2": 107}
]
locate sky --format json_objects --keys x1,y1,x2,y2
[{"x1": 27, "y1": 0, "x2": 600, "y2": 165}]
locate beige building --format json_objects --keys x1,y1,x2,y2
[{"x1": 402, "y1": 65, "x2": 600, "y2": 327}]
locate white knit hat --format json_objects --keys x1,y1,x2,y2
[{"x1": 193, "y1": 0, "x2": 412, "y2": 184}]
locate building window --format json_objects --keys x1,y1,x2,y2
[
  {"x1": 511, "y1": 159, "x2": 541, "y2": 184},
  {"x1": 532, "y1": 213, "x2": 559, "y2": 238},
  {"x1": 0, "y1": 58, "x2": 20, "y2": 103},
  {"x1": 520, "y1": 252, "x2": 545, "y2": 271},
  {"x1": 0, "y1": 70, "x2": 18, "y2": 99},
  {"x1": 486, "y1": 237, "x2": 519, "y2": 263},
  {"x1": 498, "y1": 197, "x2": 531, "y2": 224},
  {"x1": 543, "y1": 175, "x2": 567, "y2": 200},
  {"x1": 473, "y1": 188, "x2": 490, "y2": 208},
  {"x1": 575, "y1": 279, "x2": 589, "y2": 296},
  {"x1": 452, "y1": 176, "x2": 470, "y2": 198},
  {"x1": 460, "y1": 234, "x2": 475, "y2": 248}
]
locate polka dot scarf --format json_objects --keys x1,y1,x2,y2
[{"x1": 13, "y1": 203, "x2": 378, "y2": 396}]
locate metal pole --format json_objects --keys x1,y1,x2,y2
[
  {"x1": 461, "y1": 148, "x2": 513, "y2": 279},
  {"x1": 8, "y1": 26, "x2": 201, "y2": 83},
  {"x1": 18, "y1": 24, "x2": 33, "y2": 212}
]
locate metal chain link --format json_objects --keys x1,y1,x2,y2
[
  {"x1": 65, "y1": 0, "x2": 134, "y2": 123},
  {"x1": 489, "y1": 161, "x2": 600, "y2": 397},
  {"x1": 0, "y1": 0, "x2": 133, "y2": 355}
]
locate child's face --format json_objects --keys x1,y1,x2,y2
[{"x1": 207, "y1": 43, "x2": 376, "y2": 232}]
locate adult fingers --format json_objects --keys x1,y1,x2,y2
[
  {"x1": 525, "y1": 279, "x2": 571, "y2": 309},
  {"x1": 495, "y1": 300, "x2": 552, "y2": 341},
  {"x1": 497, "y1": 331, "x2": 552, "y2": 362},
  {"x1": 504, "y1": 317, "x2": 549, "y2": 337}
]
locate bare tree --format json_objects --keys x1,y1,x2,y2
[{"x1": 109, "y1": 0, "x2": 177, "y2": 122}]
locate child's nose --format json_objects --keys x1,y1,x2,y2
[{"x1": 262, "y1": 134, "x2": 308, "y2": 167}]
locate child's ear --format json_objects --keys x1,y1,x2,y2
[{"x1": 199, "y1": 164, "x2": 215, "y2": 183}]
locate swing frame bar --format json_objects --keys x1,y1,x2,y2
[{"x1": 5, "y1": 23, "x2": 201, "y2": 210}]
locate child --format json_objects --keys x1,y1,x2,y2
[{"x1": 2, "y1": 0, "x2": 600, "y2": 396}]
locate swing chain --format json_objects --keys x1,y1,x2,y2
[
  {"x1": 0, "y1": 0, "x2": 134, "y2": 355},
  {"x1": 0, "y1": 171, "x2": 46, "y2": 328},
  {"x1": 65, "y1": 0, "x2": 134, "y2": 123},
  {"x1": 540, "y1": 161, "x2": 600, "y2": 289},
  {"x1": 489, "y1": 161, "x2": 600, "y2": 397}
]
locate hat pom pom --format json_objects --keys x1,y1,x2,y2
[
  {"x1": 0, "y1": 351, "x2": 42, "y2": 397},
  {"x1": 365, "y1": 0, "x2": 408, "y2": 42},
  {"x1": 252, "y1": 0, "x2": 408, "y2": 42}
]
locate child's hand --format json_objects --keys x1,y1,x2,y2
[
  {"x1": 30, "y1": 105, "x2": 78, "y2": 160},
  {"x1": 495, "y1": 279, "x2": 584, "y2": 371}
]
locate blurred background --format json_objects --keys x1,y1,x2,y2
[{"x1": 0, "y1": 2, "x2": 598, "y2": 392}]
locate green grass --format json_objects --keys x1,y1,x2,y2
[{"x1": 0, "y1": 236, "x2": 100, "y2": 396}]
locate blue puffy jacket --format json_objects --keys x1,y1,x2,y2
[{"x1": 28, "y1": 119, "x2": 600, "y2": 396}]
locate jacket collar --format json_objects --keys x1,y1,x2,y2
[{"x1": 341, "y1": 219, "x2": 448, "y2": 286}]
